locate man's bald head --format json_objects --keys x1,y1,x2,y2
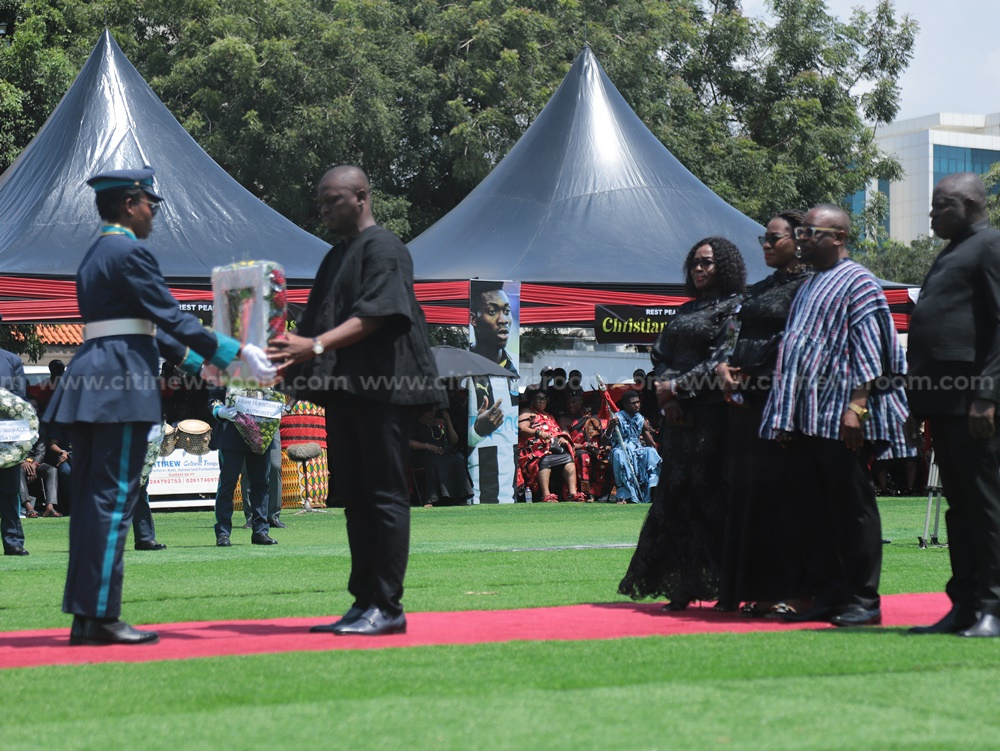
[
  {"x1": 937, "y1": 172, "x2": 987, "y2": 211},
  {"x1": 931, "y1": 172, "x2": 987, "y2": 240},
  {"x1": 316, "y1": 164, "x2": 375, "y2": 238},
  {"x1": 811, "y1": 204, "x2": 851, "y2": 232},
  {"x1": 322, "y1": 165, "x2": 370, "y2": 193},
  {"x1": 799, "y1": 203, "x2": 851, "y2": 270}
]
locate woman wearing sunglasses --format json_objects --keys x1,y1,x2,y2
[
  {"x1": 716, "y1": 210, "x2": 814, "y2": 617},
  {"x1": 618, "y1": 237, "x2": 746, "y2": 611}
]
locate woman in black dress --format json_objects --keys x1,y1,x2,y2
[
  {"x1": 618, "y1": 237, "x2": 746, "y2": 609},
  {"x1": 717, "y1": 210, "x2": 813, "y2": 616},
  {"x1": 409, "y1": 408, "x2": 473, "y2": 506}
]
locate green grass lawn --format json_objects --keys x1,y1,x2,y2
[{"x1": 3, "y1": 498, "x2": 995, "y2": 751}]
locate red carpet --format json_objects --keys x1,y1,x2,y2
[{"x1": 0, "y1": 592, "x2": 950, "y2": 670}]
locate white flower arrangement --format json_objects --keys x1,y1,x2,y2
[{"x1": 0, "y1": 388, "x2": 39, "y2": 469}]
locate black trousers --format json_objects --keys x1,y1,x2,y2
[
  {"x1": 242, "y1": 433, "x2": 282, "y2": 521},
  {"x1": 0, "y1": 464, "x2": 23, "y2": 550},
  {"x1": 796, "y1": 436, "x2": 882, "y2": 611},
  {"x1": 326, "y1": 393, "x2": 415, "y2": 617},
  {"x1": 64, "y1": 422, "x2": 151, "y2": 619},
  {"x1": 132, "y1": 490, "x2": 157, "y2": 543},
  {"x1": 215, "y1": 446, "x2": 271, "y2": 537},
  {"x1": 929, "y1": 416, "x2": 1000, "y2": 616}
]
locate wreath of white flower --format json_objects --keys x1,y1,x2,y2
[{"x1": 0, "y1": 388, "x2": 39, "y2": 469}]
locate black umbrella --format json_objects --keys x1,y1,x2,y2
[{"x1": 431, "y1": 346, "x2": 517, "y2": 380}]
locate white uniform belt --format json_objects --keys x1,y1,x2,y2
[{"x1": 83, "y1": 318, "x2": 157, "y2": 341}]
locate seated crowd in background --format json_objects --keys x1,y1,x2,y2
[{"x1": 20, "y1": 423, "x2": 72, "y2": 518}]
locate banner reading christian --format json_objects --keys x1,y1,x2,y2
[
  {"x1": 467, "y1": 280, "x2": 521, "y2": 503},
  {"x1": 594, "y1": 304, "x2": 679, "y2": 344}
]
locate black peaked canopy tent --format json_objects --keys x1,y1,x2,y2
[
  {"x1": 409, "y1": 46, "x2": 769, "y2": 288},
  {"x1": 0, "y1": 29, "x2": 328, "y2": 307}
]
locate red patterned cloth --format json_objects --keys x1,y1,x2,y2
[
  {"x1": 517, "y1": 410, "x2": 575, "y2": 496},
  {"x1": 568, "y1": 416, "x2": 610, "y2": 497}
]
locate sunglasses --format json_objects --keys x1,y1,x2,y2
[
  {"x1": 793, "y1": 225, "x2": 840, "y2": 240},
  {"x1": 690, "y1": 259, "x2": 716, "y2": 270},
  {"x1": 137, "y1": 197, "x2": 161, "y2": 217},
  {"x1": 757, "y1": 234, "x2": 791, "y2": 247}
]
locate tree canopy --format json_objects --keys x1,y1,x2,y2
[{"x1": 0, "y1": 0, "x2": 917, "y2": 241}]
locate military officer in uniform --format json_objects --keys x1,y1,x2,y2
[{"x1": 44, "y1": 167, "x2": 276, "y2": 646}]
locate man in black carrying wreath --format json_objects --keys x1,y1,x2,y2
[{"x1": 269, "y1": 165, "x2": 445, "y2": 636}]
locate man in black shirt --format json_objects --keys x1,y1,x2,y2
[
  {"x1": 269, "y1": 165, "x2": 444, "y2": 636},
  {"x1": 908, "y1": 172, "x2": 1000, "y2": 637}
]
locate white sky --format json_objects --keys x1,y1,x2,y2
[{"x1": 743, "y1": 0, "x2": 1000, "y2": 122}]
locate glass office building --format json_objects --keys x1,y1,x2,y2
[{"x1": 869, "y1": 113, "x2": 1000, "y2": 244}]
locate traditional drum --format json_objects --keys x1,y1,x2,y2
[
  {"x1": 159, "y1": 423, "x2": 177, "y2": 456},
  {"x1": 175, "y1": 419, "x2": 212, "y2": 455}
]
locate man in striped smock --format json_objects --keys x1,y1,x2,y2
[{"x1": 760, "y1": 204, "x2": 912, "y2": 628}]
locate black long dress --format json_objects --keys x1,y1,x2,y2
[
  {"x1": 618, "y1": 292, "x2": 741, "y2": 603},
  {"x1": 719, "y1": 269, "x2": 812, "y2": 606},
  {"x1": 409, "y1": 421, "x2": 473, "y2": 505}
]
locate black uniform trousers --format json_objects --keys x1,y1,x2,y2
[
  {"x1": 929, "y1": 416, "x2": 1000, "y2": 617},
  {"x1": 0, "y1": 464, "x2": 24, "y2": 550},
  {"x1": 132, "y1": 490, "x2": 157, "y2": 544},
  {"x1": 215, "y1": 446, "x2": 271, "y2": 537},
  {"x1": 795, "y1": 436, "x2": 882, "y2": 611},
  {"x1": 326, "y1": 393, "x2": 415, "y2": 618},
  {"x1": 64, "y1": 421, "x2": 152, "y2": 619}
]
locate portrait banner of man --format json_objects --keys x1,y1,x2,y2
[{"x1": 467, "y1": 280, "x2": 521, "y2": 503}]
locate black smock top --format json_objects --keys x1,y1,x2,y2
[
  {"x1": 292, "y1": 226, "x2": 445, "y2": 408},
  {"x1": 650, "y1": 292, "x2": 742, "y2": 402}
]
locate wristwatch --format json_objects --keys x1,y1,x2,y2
[
  {"x1": 311, "y1": 337, "x2": 325, "y2": 356},
  {"x1": 847, "y1": 403, "x2": 870, "y2": 422}
]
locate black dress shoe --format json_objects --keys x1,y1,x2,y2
[
  {"x1": 251, "y1": 531, "x2": 278, "y2": 545},
  {"x1": 909, "y1": 607, "x2": 977, "y2": 635},
  {"x1": 241, "y1": 520, "x2": 252, "y2": 529},
  {"x1": 269, "y1": 516, "x2": 287, "y2": 529},
  {"x1": 831, "y1": 605, "x2": 882, "y2": 627},
  {"x1": 958, "y1": 613, "x2": 1000, "y2": 638},
  {"x1": 134, "y1": 540, "x2": 167, "y2": 551},
  {"x1": 310, "y1": 605, "x2": 368, "y2": 633},
  {"x1": 216, "y1": 534, "x2": 231, "y2": 547},
  {"x1": 3, "y1": 545, "x2": 29, "y2": 556},
  {"x1": 780, "y1": 604, "x2": 839, "y2": 623},
  {"x1": 333, "y1": 606, "x2": 407, "y2": 636},
  {"x1": 69, "y1": 618, "x2": 159, "y2": 646}
]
